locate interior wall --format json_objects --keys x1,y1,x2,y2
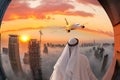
[
  {"x1": 114, "y1": 24, "x2": 120, "y2": 61},
  {"x1": 98, "y1": 0, "x2": 120, "y2": 61}
]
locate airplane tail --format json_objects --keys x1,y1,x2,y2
[{"x1": 65, "y1": 18, "x2": 69, "y2": 25}]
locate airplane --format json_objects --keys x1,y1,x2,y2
[{"x1": 64, "y1": 18, "x2": 85, "y2": 33}]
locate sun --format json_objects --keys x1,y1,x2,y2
[{"x1": 20, "y1": 35, "x2": 30, "y2": 42}]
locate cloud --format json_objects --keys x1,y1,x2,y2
[
  {"x1": 77, "y1": 28, "x2": 114, "y2": 37},
  {"x1": 2, "y1": 54, "x2": 32, "y2": 80},
  {"x1": 65, "y1": 11, "x2": 94, "y2": 17},
  {"x1": 0, "y1": 26, "x2": 43, "y2": 33},
  {"x1": 3, "y1": 0, "x2": 94, "y2": 21},
  {"x1": 76, "y1": 0, "x2": 100, "y2": 6},
  {"x1": 1, "y1": 26, "x2": 113, "y2": 37}
]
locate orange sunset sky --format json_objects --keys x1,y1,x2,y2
[{"x1": 1, "y1": 0, "x2": 114, "y2": 46}]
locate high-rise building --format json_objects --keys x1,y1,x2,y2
[
  {"x1": 28, "y1": 39, "x2": 42, "y2": 80},
  {"x1": 8, "y1": 35, "x2": 23, "y2": 76},
  {"x1": 2, "y1": 48, "x2": 8, "y2": 54}
]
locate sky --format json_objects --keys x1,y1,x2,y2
[{"x1": 1, "y1": 0, "x2": 114, "y2": 46}]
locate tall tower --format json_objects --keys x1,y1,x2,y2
[
  {"x1": 8, "y1": 35, "x2": 23, "y2": 76},
  {"x1": 28, "y1": 39, "x2": 42, "y2": 80}
]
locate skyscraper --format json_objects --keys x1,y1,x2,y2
[
  {"x1": 28, "y1": 39, "x2": 42, "y2": 80},
  {"x1": 8, "y1": 35, "x2": 23, "y2": 76}
]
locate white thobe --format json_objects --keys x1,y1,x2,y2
[{"x1": 50, "y1": 54, "x2": 97, "y2": 80}]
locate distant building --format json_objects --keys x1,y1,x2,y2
[
  {"x1": 8, "y1": 35, "x2": 23, "y2": 76},
  {"x1": 43, "y1": 44, "x2": 48, "y2": 54},
  {"x1": 28, "y1": 39, "x2": 42, "y2": 80},
  {"x1": 23, "y1": 53, "x2": 29, "y2": 64},
  {"x1": 2, "y1": 48, "x2": 8, "y2": 54},
  {"x1": 101, "y1": 54, "x2": 108, "y2": 72}
]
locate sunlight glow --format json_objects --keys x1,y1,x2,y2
[{"x1": 20, "y1": 35, "x2": 30, "y2": 42}]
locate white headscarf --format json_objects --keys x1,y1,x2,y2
[{"x1": 50, "y1": 38, "x2": 97, "y2": 80}]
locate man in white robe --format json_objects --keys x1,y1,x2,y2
[{"x1": 50, "y1": 38, "x2": 97, "y2": 80}]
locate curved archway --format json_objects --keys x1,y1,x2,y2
[
  {"x1": 98, "y1": 0, "x2": 120, "y2": 57},
  {"x1": 0, "y1": 0, "x2": 119, "y2": 80},
  {"x1": 98, "y1": 0, "x2": 120, "y2": 79},
  {"x1": 0, "y1": 0, "x2": 11, "y2": 80}
]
